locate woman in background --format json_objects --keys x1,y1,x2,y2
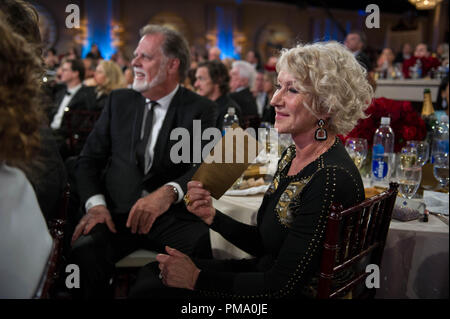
[{"x1": 93, "y1": 60, "x2": 126, "y2": 110}]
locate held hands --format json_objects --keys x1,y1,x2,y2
[
  {"x1": 126, "y1": 186, "x2": 175, "y2": 234},
  {"x1": 156, "y1": 246, "x2": 200, "y2": 290},
  {"x1": 71, "y1": 205, "x2": 116, "y2": 245},
  {"x1": 185, "y1": 181, "x2": 216, "y2": 225}
]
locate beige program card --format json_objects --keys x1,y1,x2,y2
[{"x1": 192, "y1": 125, "x2": 263, "y2": 199}]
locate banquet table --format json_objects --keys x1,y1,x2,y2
[
  {"x1": 211, "y1": 193, "x2": 449, "y2": 299},
  {"x1": 375, "y1": 79, "x2": 441, "y2": 102}
]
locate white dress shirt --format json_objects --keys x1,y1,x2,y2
[
  {"x1": 0, "y1": 164, "x2": 53, "y2": 298},
  {"x1": 255, "y1": 92, "x2": 267, "y2": 117},
  {"x1": 50, "y1": 83, "x2": 82, "y2": 130},
  {"x1": 85, "y1": 85, "x2": 184, "y2": 212}
]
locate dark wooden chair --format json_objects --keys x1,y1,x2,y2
[
  {"x1": 317, "y1": 182, "x2": 399, "y2": 299},
  {"x1": 65, "y1": 109, "x2": 101, "y2": 156},
  {"x1": 33, "y1": 184, "x2": 70, "y2": 299}
]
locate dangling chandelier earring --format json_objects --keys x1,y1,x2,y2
[{"x1": 315, "y1": 119, "x2": 327, "y2": 141}]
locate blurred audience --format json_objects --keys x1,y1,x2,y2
[
  {"x1": 394, "y1": 42, "x2": 412, "y2": 64},
  {"x1": 94, "y1": 60, "x2": 126, "y2": 110},
  {"x1": 83, "y1": 57, "x2": 98, "y2": 87},
  {"x1": 86, "y1": 43, "x2": 103, "y2": 60},
  {"x1": 49, "y1": 59, "x2": 96, "y2": 158},
  {"x1": 44, "y1": 48, "x2": 60, "y2": 70},
  {"x1": 208, "y1": 46, "x2": 221, "y2": 61},
  {"x1": 436, "y1": 43, "x2": 449, "y2": 66},
  {"x1": 246, "y1": 49, "x2": 263, "y2": 71},
  {"x1": 194, "y1": 60, "x2": 242, "y2": 129},
  {"x1": 229, "y1": 60, "x2": 259, "y2": 119},
  {"x1": 436, "y1": 75, "x2": 449, "y2": 114},
  {"x1": 344, "y1": 30, "x2": 371, "y2": 71},
  {"x1": 402, "y1": 43, "x2": 441, "y2": 78},
  {"x1": 261, "y1": 71, "x2": 277, "y2": 124}
]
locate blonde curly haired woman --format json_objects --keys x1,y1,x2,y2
[
  {"x1": 130, "y1": 41, "x2": 374, "y2": 299},
  {"x1": 94, "y1": 60, "x2": 126, "y2": 110},
  {"x1": 0, "y1": 16, "x2": 53, "y2": 298}
]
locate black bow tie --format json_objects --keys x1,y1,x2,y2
[{"x1": 65, "y1": 90, "x2": 71, "y2": 96}]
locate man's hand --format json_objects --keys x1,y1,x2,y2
[
  {"x1": 156, "y1": 246, "x2": 200, "y2": 290},
  {"x1": 71, "y1": 205, "x2": 116, "y2": 245},
  {"x1": 126, "y1": 186, "x2": 176, "y2": 234}
]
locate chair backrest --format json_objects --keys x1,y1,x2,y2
[
  {"x1": 317, "y1": 182, "x2": 399, "y2": 299},
  {"x1": 65, "y1": 109, "x2": 101, "y2": 155},
  {"x1": 34, "y1": 184, "x2": 70, "y2": 299}
]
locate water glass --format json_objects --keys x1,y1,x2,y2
[
  {"x1": 345, "y1": 138, "x2": 368, "y2": 169},
  {"x1": 433, "y1": 153, "x2": 449, "y2": 189},
  {"x1": 406, "y1": 140, "x2": 429, "y2": 166}
]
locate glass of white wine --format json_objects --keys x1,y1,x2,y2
[
  {"x1": 406, "y1": 140, "x2": 429, "y2": 166},
  {"x1": 399, "y1": 146, "x2": 418, "y2": 169},
  {"x1": 433, "y1": 152, "x2": 449, "y2": 190},
  {"x1": 345, "y1": 138, "x2": 368, "y2": 170},
  {"x1": 397, "y1": 165, "x2": 422, "y2": 199}
]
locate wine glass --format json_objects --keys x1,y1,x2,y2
[
  {"x1": 399, "y1": 146, "x2": 418, "y2": 169},
  {"x1": 433, "y1": 152, "x2": 449, "y2": 190},
  {"x1": 345, "y1": 138, "x2": 368, "y2": 170},
  {"x1": 406, "y1": 140, "x2": 429, "y2": 166},
  {"x1": 396, "y1": 165, "x2": 422, "y2": 199}
]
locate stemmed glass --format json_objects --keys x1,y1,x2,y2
[
  {"x1": 405, "y1": 140, "x2": 429, "y2": 167},
  {"x1": 433, "y1": 152, "x2": 449, "y2": 190},
  {"x1": 399, "y1": 145, "x2": 418, "y2": 169},
  {"x1": 396, "y1": 164, "x2": 422, "y2": 199},
  {"x1": 345, "y1": 138, "x2": 368, "y2": 170}
]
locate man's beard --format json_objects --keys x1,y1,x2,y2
[{"x1": 132, "y1": 59, "x2": 167, "y2": 93}]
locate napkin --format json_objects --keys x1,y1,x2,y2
[
  {"x1": 192, "y1": 125, "x2": 263, "y2": 199},
  {"x1": 224, "y1": 185, "x2": 270, "y2": 196},
  {"x1": 423, "y1": 190, "x2": 449, "y2": 215}
]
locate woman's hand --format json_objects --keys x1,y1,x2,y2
[
  {"x1": 156, "y1": 246, "x2": 201, "y2": 290},
  {"x1": 185, "y1": 181, "x2": 216, "y2": 225}
]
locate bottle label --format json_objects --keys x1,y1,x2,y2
[{"x1": 372, "y1": 158, "x2": 388, "y2": 179}]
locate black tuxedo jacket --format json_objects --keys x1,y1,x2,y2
[
  {"x1": 76, "y1": 87, "x2": 218, "y2": 217},
  {"x1": 50, "y1": 85, "x2": 97, "y2": 121},
  {"x1": 229, "y1": 87, "x2": 259, "y2": 117}
]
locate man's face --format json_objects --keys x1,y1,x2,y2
[
  {"x1": 414, "y1": 44, "x2": 429, "y2": 58},
  {"x1": 60, "y1": 62, "x2": 78, "y2": 84},
  {"x1": 344, "y1": 33, "x2": 362, "y2": 52},
  {"x1": 254, "y1": 72, "x2": 264, "y2": 93},
  {"x1": 131, "y1": 34, "x2": 169, "y2": 94},
  {"x1": 194, "y1": 66, "x2": 215, "y2": 99},
  {"x1": 229, "y1": 67, "x2": 243, "y2": 92}
]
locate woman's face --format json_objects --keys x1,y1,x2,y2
[
  {"x1": 270, "y1": 70, "x2": 317, "y2": 136},
  {"x1": 94, "y1": 64, "x2": 106, "y2": 85},
  {"x1": 263, "y1": 75, "x2": 273, "y2": 93}
]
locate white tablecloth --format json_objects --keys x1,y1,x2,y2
[{"x1": 211, "y1": 194, "x2": 449, "y2": 299}]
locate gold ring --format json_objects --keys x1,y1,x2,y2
[{"x1": 183, "y1": 194, "x2": 191, "y2": 206}]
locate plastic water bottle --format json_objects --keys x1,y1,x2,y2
[
  {"x1": 431, "y1": 114, "x2": 449, "y2": 163},
  {"x1": 415, "y1": 59, "x2": 422, "y2": 79},
  {"x1": 222, "y1": 107, "x2": 239, "y2": 135},
  {"x1": 372, "y1": 117, "x2": 395, "y2": 186}
]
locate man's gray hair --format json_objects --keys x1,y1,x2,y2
[
  {"x1": 232, "y1": 60, "x2": 256, "y2": 88},
  {"x1": 140, "y1": 24, "x2": 190, "y2": 81}
]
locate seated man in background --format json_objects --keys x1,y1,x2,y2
[
  {"x1": 49, "y1": 58, "x2": 97, "y2": 159},
  {"x1": 344, "y1": 30, "x2": 371, "y2": 71},
  {"x1": 194, "y1": 60, "x2": 243, "y2": 130},
  {"x1": 70, "y1": 24, "x2": 218, "y2": 298},
  {"x1": 229, "y1": 60, "x2": 259, "y2": 127}
]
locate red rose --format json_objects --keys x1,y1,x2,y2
[{"x1": 403, "y1": 126, "x2": 417, "y2": 141}]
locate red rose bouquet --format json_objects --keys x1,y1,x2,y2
[
  {"x1": 342, "y1": 97, "x2": 427, "y2": 153},
  {"x1": 402, "y1": 56, "x2": 441, "y2": 78}
]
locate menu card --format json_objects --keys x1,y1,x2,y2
[{"x1": 192, "y1": 125, "x2": 263, "y2": 199}]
